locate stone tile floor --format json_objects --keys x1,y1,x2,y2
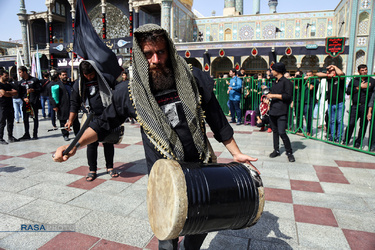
[{"x1": 0, "y1": 115, "x2": 374, "y2": 249}]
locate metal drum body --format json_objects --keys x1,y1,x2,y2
[{"x1": 147, "y1": 159, "x2": 264, "y2": 240}]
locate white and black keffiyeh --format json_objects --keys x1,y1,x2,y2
[{"x1": 130, "y1": 24, "x2": 209, "y2": 162}]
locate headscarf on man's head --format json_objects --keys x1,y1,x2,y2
[
  {"x1": 130, "y1": 24, "x2": 209, "y2": 162},
  {"x1": 78, "y1": 60, "x2": 113, "y2": 108}
]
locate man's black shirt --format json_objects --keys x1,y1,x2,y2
[{"x1": 269, "y1": 76, "x2": 293, "y2": 116}]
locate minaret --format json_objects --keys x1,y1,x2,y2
[
  {"x1": 235, "y1": 0, "x2": 243, "y2": 15},
  {"x1": 268, "y1": 0, "x2": 278, "y2": 13},
  {"x1": 253, "y1": 0, "x2": 260, "y2": 14},
  {"x1": 224, "y1": 0, "x2": 236, "y2": 16},
  {"x1": 17, "y1": 0, "x2": 30, "y2": 67}
]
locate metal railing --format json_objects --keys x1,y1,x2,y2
[{"x1": 214, "y1": 75, "x2": 375, "y2": 155}]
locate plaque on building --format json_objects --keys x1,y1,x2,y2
[{"x1": 326, "y1": 37, "x2": 345, "y2": 58}]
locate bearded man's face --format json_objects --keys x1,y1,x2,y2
[{"x1": 141, "y1": 39, "x2": 175, "y2": 92}]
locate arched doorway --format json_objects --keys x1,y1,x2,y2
[
  {"x1": 323, "y1": 56, "x2": 343, "y2": 70},
  {"x1": 211, "y1": 57, "x2": 232, "y2": 78},
  {"x1": 280, "y1": 55, "x2": 298, "y2": 73},
  {"x1": 242, "y1": 56, "x2": 268, "y2": 76},
  {"x1": 185, "y1": 58, "x2": 202, "y2": 71},
  {"x1": 300, "y1": 55, "x2": 319, "y2": 72}
]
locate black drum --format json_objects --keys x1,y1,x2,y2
[{"x1": 147, "y1": 159, "x2": 264, "y2": 240}]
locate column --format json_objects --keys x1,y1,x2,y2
[
  {"x1": 134, "y1": 7, "x2": 139, "y2": 30},
  {"x1": 17, "y1": 0, "x2": 30, "y2": 67},
  {"x1": 161, "y1": 0, "x2": 172, "y2": 34},
  {"x1": 235, "y1": 0, "x2": 243, "y2": 15},
  {"x1": 224, "y1": 0, "x2": 235, "y2": 8},
  {"x1": 101, "y1": 0, "x2": 107, "y2": 39},
  {"x1": 346, "y1": 0, "x2": 359, "y2": 75},
  {"x1": 48, "y1": 12, "x2": 54, "y2": 68},
  {"x1": 253, "y1": 0, "x2": 260, "y2": 14}
]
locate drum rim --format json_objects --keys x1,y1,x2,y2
[{"x1": 147, "y1": 159, "x2": 188, "y2": 240}]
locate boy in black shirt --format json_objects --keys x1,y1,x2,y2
[{"x1": 267, "y1": 63, "x2": 295, "y2": 162}]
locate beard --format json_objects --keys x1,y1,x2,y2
[{"x1": 149, "y1": 64, "x2": 175, "y2": 93}]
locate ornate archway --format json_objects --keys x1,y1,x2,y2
[
  {"x1": 323, "y1": 56, "x2": 343, "y2": 70},
  {"x1": 242, "y1": 55, "x2": 268, "y2": 75},
  {"x1": 211, "y1": 56, "x2": 232, "y2": 77},
  {"x1": 301, "y1": 55, "x2": 319, "y2": 72},
  {"x1": 185, "y1": 58, "x2": 202, "y2": 71},
  {"x1": 280, "y1": 55, "x2": 297, "y2": 72}
]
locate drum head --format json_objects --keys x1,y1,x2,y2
[{"x1": 147, "y1": 159, "x2": 188, "y2": 240}]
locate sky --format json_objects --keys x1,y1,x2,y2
[{"x1": 1, "y1": 0, "x2": 341, "y2": 42}]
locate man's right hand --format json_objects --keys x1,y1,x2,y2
[
  {"x1": 53, "y1": 145, "x2": 77, "y2": 162},
  {"x1": 64, "y1": 121, "x2": 72, "y2": 131}
]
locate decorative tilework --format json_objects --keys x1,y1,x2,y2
[
  {"x1": 239, "y1": 25, "x2": 254, "y2": 40},
  {"x1": 262, "y1": 24, "x2": 276, "y2": 39},
  {"x1": 295, "y1": 20, "x2": 301, "y2": 38},
  {"x1": 327, "y1": 18, "x2": 333, "y2": 36},
  {"x1": 211, "y1": 24, "x2": 219, "y2": 42},
  {"x1": 233, "y1": 23, "x2": 238, "y2": 40},
  {"x1": 357, "y1": 37, "x2": 367, "y2": 46},
  {"x1": 361, "y1": 0, "x2": 370, "y2": 9},
  {"x1": 285, "y1": 24, "x2": 294, "y2": 39},
  {"x1": 358, "y1": 12, "x2": 369, "y2": 35},
  {"x1": 317, "y1": 22, "x2": 326, "y2": 37}
]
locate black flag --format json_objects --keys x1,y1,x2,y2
[{"x1": 73, "y1": 0, "x2": 122, "y2": 79}]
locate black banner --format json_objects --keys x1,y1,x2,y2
[{"x1": 326, "y1": 37, "x2": 345, "y2": 58}]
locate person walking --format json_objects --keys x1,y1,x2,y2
[
  {"x1": 17, "y1": 66, "x2": 42, "y2": 140},
  {"x1": 267, "y1": 63, "x2": 295, "y2": 162}
]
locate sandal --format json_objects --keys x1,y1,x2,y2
[
  {"x1": 86, "y1": 172, "x2": 97, "y2": 182},
  {"x1": 107, "y1": 169, "x2": 119, "y2": 178}
]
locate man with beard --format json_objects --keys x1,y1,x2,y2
[
  {"x1": 53, "y1": 24, "x2": 258, "y2": 250},
  {"x1": 49, "y1": 70, "x2": 80, "y2": 141}
]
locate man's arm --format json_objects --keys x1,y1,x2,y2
[
  {"x1": 223, "y1": 137, "x2": 259, "y2": 172},
  {"x1": 0, "y1": 88, "x2": 17, "y2": 97},
  {"x1": 53, "y1": 127, "x2": 98, "y2": 162}
]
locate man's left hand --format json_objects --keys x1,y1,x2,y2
[{"x1": 233, "y1": 153, "x2": 260, "y2": 174}]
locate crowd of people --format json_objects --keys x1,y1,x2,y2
[{"x1": 217, "y1": 63, "x2": 375, "y2": 154}]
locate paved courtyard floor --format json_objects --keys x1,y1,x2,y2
[{"x1": 0, "y1": 115, "x2": 374, "y2": 249}]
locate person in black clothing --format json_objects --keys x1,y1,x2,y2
[
  {"x1": 49, "y1": 70, "x2": 80, "y2": 141},
  {"x1": 66, "y1": 61, "x2": 119, "y2": 181},
  {"x1": 117, "y1": 70, "x2": 135, "y2": 124},
  {"x1": 303, "y1": 70, "x2": 320, "y2": 136},
  {"x1": 17, "y1": 66, "x2": 42, "y2": 140},
  {"x1": 342, "y1": 64, "x2": 375, "y2": 148},
  {"x1": 267, "y1": 62, "x2": 295, "y2": 162},
  {"x1": 0, "y1": 69, "x2": 19, "y2": 144},
  {"x1": 53, "y1": 24, "x2": 258, "y2": 250},
  {"x1": 40, "y1": 72, "x2": 52, "y2": 119},
  {"x1": 117, "y1": 71, "x2": 129, "y2": 85}
]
